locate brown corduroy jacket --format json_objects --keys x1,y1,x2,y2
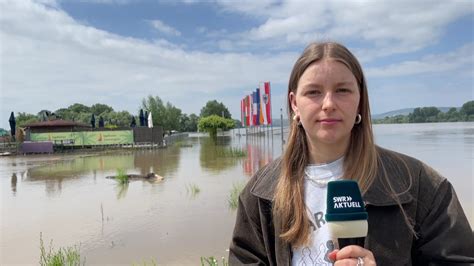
[{"x1": 229, "y1": 147, "x2": 474, "y2": 265}]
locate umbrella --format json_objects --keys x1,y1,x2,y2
[
  {"x1": 148, "y1": 112, "x2": 153, "y2": 128},
  {"x1": 99, "y1": 116, "x2": 105, "y2": 128},
  {"x1": 139, "y1": 109, "x2": 145, "y2": 127},
  {"x1": 130, "y1": 116, "x2": 136, "y2": 128},
  {"x1": 144, "y1": 111, "x2": 149, "y2": 127},
  {"x1": 90, "y1": 114, "x2": 96, "y2": 128},
  {"x1": 8, "y1": 112, "x2": 16, "y2": 141}
]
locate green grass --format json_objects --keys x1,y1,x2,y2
[
  {"x1": 174, "y1": 141, "x2": 193, "y2": 148},
  {"x1": 39, "y1": 233, "x2": 84, "y2": 266},
  {"x1": 186, "y1": 183, "x2": 201, "y2": 197},
  {"x1": 200, "y1": 256, "x2": 228, "y2": 266},
  {"x1": 217, "y1": 147, "x2": 246, "y2": 158},
  {"x1": 228, "y1": 181, "x2": 246, "y2": 210},
  {"x1": 115, "y1": 168, "x2": 129, "y2": 185},
  {"x1": 132, "y1": 257, "x2": 157, "y2": 266}
]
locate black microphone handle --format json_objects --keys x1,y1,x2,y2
[{"x1": 337, "y1": 237, "x2": 365, "y2": 249}]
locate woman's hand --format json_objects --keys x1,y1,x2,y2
[{"x1": 328, "y1": 245, "x2": 376, "y2": 265}]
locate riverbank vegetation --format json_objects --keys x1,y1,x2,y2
[
  {"x1": 373, "y1": 101, "x2": 474, "y2": 124},
  {"x1": 228, "y1": 181, "x2": 246, "y2": 210},
  {"x1": 218, "y1": 147, "x2": 246, "y2": 158},
  {"x1": 201, "y1": 256, "x2": 228, "y2": 266},
  {"x1": 115, "y1": 168, "x2": 129, "y2": 185},
  {"x1": 8, "y1": 97, "x2": 242, "y2": 138},
  {"x1": 198, "y1": 115, "x2": 235, "y2": 138},
  {"x1": 39, "y1": 233, "x2": 84, "y2": 266}
]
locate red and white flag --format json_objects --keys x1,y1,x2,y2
[{"x1": 259, "y1": 82, "x2": 272, "y2": 125}]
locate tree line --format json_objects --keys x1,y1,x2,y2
[
  {"x1": 373, "y1": 101, "x2": 474, "y2": 124},
  {"x1": 11, "y1": 97, "x2": 239, "y2": 134}
]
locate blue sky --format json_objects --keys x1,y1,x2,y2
[{"x1": 1, "y1": 0, "x2": 473, "y2": 129}]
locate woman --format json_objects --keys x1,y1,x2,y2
[{"x1": 229, "y1": 42, "x2": 473, "y2": 265}]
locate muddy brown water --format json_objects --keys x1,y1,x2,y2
[{"x1": 1, "y1": 123, "x2": 472, "y2": 265}]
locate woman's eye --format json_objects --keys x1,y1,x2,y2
[
  {"x1": 306, "y1": 90, "x2": 321, "y2": 96},
  {"x1": 337, "y1": 88, "x2": 350, "y2": 93}
]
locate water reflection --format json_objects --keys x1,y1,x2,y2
[
  {"x1": 199, "y1": 137, "x2": 240, "y2": 174},
  {"x1": 21, "y1": 148, "x2": 182, "y2": 197},
  {"x1": 11, "y1": 173, "x2": 17, "y2": 195},
  {"x1": 1, "y1": 123, "x2": 473, "y2": 264},
  {"x1": 132, "y1": 146, "x2": 181, "y2": 177},
  {"x1": 116, "y1": 183, "x2": 129, "y2": 200},
  {"x1": 241, "y1": 139, "x2": 274, "y2": 177}
]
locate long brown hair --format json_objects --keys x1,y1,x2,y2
[{"x1": 273, "y1": 42, "x2": 379, "y2": 247}]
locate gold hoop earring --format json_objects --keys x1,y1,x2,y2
[
  {"x1": 293, "y1": 114, "x2": 302, "y2": 127},
  {"x1": 355, "y1": 114, "x2": 362, "y2": 125}
]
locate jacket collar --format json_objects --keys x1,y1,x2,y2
[{"x1": 250, "y1": 150, "x2": 414, "y2": 206}]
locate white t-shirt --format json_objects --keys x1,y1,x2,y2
[{"x1": 291, "y1": 157, "x2": 344, "y2": 266}]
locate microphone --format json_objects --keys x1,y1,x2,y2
[{"x1": 325, "y1": 180, "x2": 368, "y2": 248}]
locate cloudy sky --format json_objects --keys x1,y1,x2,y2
[{"x1": 1, "y1": 0, "x2": 473, "y2": 129}]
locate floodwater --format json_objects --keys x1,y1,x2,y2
[{"x1": 1, "y1": 122, "x2": 473, "y2": 265}]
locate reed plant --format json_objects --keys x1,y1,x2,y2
[
  {"x1": 174, "y1": 141, "x2": 193, "y2": 148},
  {"x1": 200, "y1": 256, "x2": 228, "y2": 266},
  {"x1": 132, "y1": 258, "x2": 157, "y2": 266},
  {"x1": 217, "y1": 147, "x2": 246, "y2": 158},
  {"x1": 115, "y1": 168, "x2": 129, "y2": 185},
  {"x1": 228, "y1": 181, "x2": 246, "y2": 210},
  {"x1": 39, "y1": 232, "x2": 84, "y2": 266},
  {"x1": 186, "y1": 183, "x2": 201, "y2": 197}
]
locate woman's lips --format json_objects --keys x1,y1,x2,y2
[{"x1": 318, "y1": 119, "x2": 341, "y2": 125}]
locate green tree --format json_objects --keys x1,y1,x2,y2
[
  {"x1": 200, "y1": 100, "x2": 231, "y2": 119},
  {"x1": 68, "y1": 103, "x2": 91, "y2": 114},
  {"x1": 178, "y1": 113, "x2": 199, "y2": 132},
  {"x1": 408, "y1": 107, "x2": 440, "y2": 123},
  {"x1": 54, "y1": 108, "x2": 73, "y2": 120},
  {"x1": 141, "y1": 95, "x2": 182, "y2": 133},
  {"x1": 444, "y1": 107, "x2": 461, "y2": 122},
  {"x1": 91, "y1": 103, "x2": 114, "y2": 116},
  {"x1": 142, "y1": 95, "x2": 165, "y2": 127},
  {"x1": 460, "y1": 101, "x2": 474, "y2": 116},
  {"x1": 37, "y1": 110, "x2": 52, "y2": 121},
  {"x1": 164, "y1": 102, "x2": 182, "y2": 132},
  {"x1": 16, "y1": 112, "x2": 38, "y2": 127},
  {"x1": 102, "y1": 111, "x2": 133, "y2": 127},
  {"x1": 198, "y1": 115, "x2": 235, "y2": 138}
]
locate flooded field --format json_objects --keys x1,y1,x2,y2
[{"x1": 1, "y1": 122, "x2": 473, "y2": 265}]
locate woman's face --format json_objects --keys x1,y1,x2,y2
[{"x1": 290, "y1": 59, "x2": 360, "y2": 149}]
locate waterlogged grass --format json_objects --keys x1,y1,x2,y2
[
  {"x1": 39, "y1": 233, "x2": 84, "y2": 266},
  {"x1": 186, "y1": 183, "x2": 201, "y2": 198},
  {"x1": 174, "y1": 141, "x2": 193, "y2": 148},
  {"x1": 216, "y1": 147, "x2": 247, "y2": 158},
  {"x1": 200, "y1": 256, "x2": 228, "y2": 266},
  {"x1": 132, "y1": 257, "x2": 157, "y2": 266},
  {"x1": 228, "y1": 181, "x2": 246, "y2": 210},
  {"x1": 115, "y1": 168, "x2": 129, "y2": 185}
]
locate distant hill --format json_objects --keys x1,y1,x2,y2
[{"x1": 372, "y1": 107, "x2": 459, "y2": 120}]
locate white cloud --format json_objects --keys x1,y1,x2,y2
[
  {"x1": 366, "y1": 43, "x2": 474, "y2": 78},
  {"x1": 216, "y1": 0, "x2": 473, "y2": 58},
  {"x1": 0, "y1": 0, "x2": 296, "y2": 127},
  {"x1": 149, "y1": 19, "x2": 181, "y2": 36},
  {"x1": 0, "y1": 0, "x2": 472, "y2": 129}
]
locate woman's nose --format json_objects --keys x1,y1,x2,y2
[{"x1": 322, "y1": 93, "x2": 336, "y2": 111}]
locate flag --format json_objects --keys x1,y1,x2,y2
[
  {"x1": 255, "y1": 88, "x2": 260, "y2": 126},
  {"x1": 241, "y1": 98, "x2": 244, "y2": 127},
  {"x1": 252, "y1": 91, "x2": 258, "y2": 126},
  {"x1": 263, "y1": 82, "x2": 272, "y2": 125},
  {"x1": 259, "y1": 83, "x2": 268, "y2": 125},
  {"x1": 249, "y1": 94, "x2": 253, "y2": 126},
  {"x1": 245, "y1": 96, "x2": 249, "y2": 127},
  {"x1": 148, "y1": 112, "x2": 153, "y2": 128}
]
